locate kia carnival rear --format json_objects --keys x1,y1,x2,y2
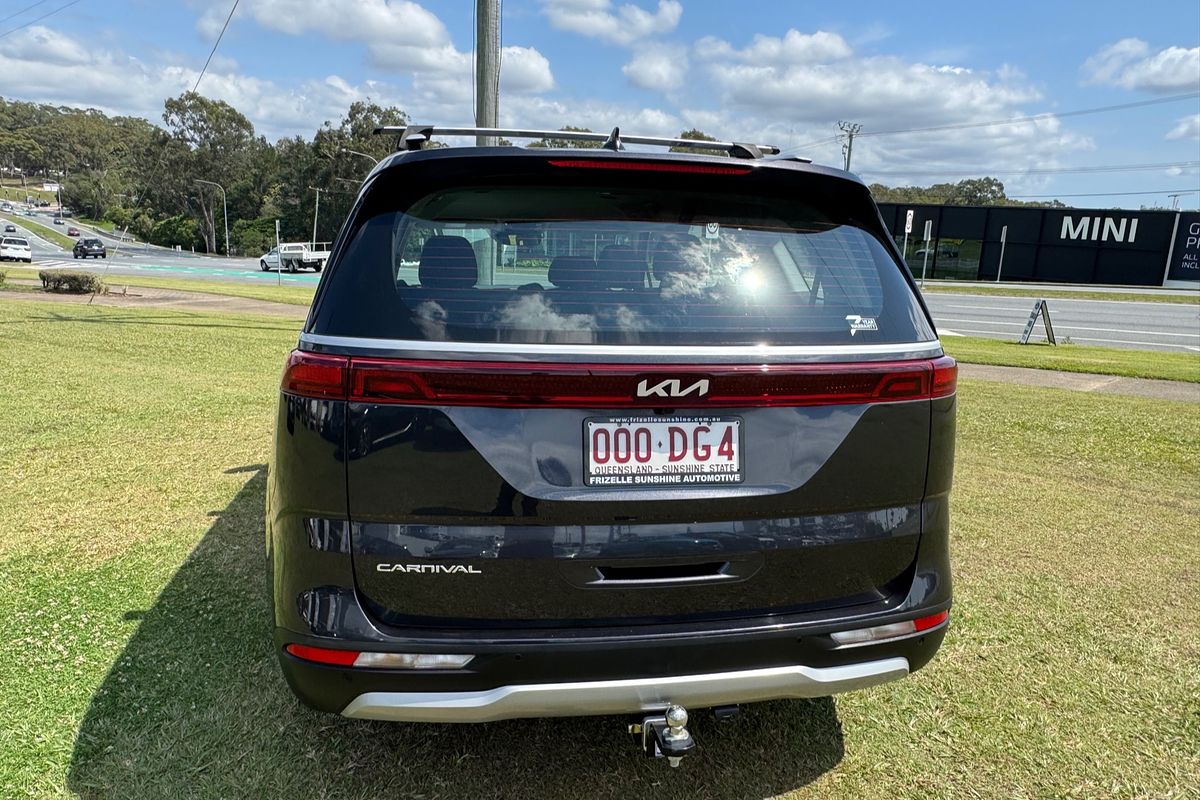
[{"x1": 268, "y1": 141, "x2": 956, "y2": 733}]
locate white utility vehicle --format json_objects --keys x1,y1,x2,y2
[{"x1": 260, "y1": 242, "x2": 331, "y2": 273}]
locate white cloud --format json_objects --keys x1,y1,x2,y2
[
  {"x1": 0, "y1": 26, "x2": 400, "y2": 139},
  {"x1": 1083, "y1": 39, "x2": 1200, "y2": 92},
  {"x1": 542, "y1": 0, "x2": 681, "y2": 46},
  {"x1": 696, "y1": 30, "x2": 852, "y2": 64},
  {"x1": 622, "y1": 45, "x2": 688, "y2": 91},
  {"x1": 1166, "y1": 114, "x2": 1200, "y2": 140},
  {"x1": 195, "y1": 0, "x2": 554, "y2": 99}
]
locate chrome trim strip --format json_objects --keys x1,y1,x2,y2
[
  {"x1": 340, "y1": 657, "x2": 910, "y2": 723},
  {"x1": 298, "y1": 334, "x2": 943, "y2": 365}
]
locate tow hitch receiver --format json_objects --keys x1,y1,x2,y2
[{"x1": 630, "y1": 705, "x2": 696, "y2": 767}]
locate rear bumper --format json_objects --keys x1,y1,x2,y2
[
  {"x1": 340, "y1": 658, "x2": 909, "y2": 722},
  {"x1": 276, "y1": 619, "x2": 946, "y2": 722}
]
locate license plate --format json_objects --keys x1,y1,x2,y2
[{"x1": 584, "y1": 416, "x2": 743, "y2": 487}]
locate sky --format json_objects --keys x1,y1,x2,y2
[{"x1": 1, "y1": 0, "x2": 1198, "y2": 208}]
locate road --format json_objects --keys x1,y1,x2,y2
[
  {"x1": 5, "y1": 215, "x2": 321, "y2": 288},
  {"x1": 6, "y1": 215, "x2": 1198, "y2": 352},
  {"x1": 923, "y1": 292, "x2": 1200, "y2": 353}
]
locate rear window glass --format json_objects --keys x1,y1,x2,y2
[
  {"x1": 312, "y1": 169, "x2": 934, "y2": 346},
  {"x1": 3, "y1": 238, "x2": 28, "y2": 246}
]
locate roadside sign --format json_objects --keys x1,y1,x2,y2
[
  {"x1": 923, "y1": 220, "x2": 932, "y2": 242},
  {"x1": 905, "y1": 210, "x2": 914, "y2": 234},
  {"x1": 996, "y1": 225, "x2": 1009, "y2": 282},
  {"x1": 1018, "y1": 299, "x2": 1056, "y2": 345}
]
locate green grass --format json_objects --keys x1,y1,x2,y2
[
  {"x1": 0, "y1": 211, "x2": 74, "y2": 250},
  {"x1": 0, "y1": 297, "x2": 1197, "y2": 798},
  {"x1": 922, "y1": 281, "x2": 1199, "y2": 305},
  {"x1": 0, "y1": 180, "x2": 57, "y2": 205},
  {"x1": 943, "y1": 335, "x2": 1200, "y2": 383},
  {"x1": 1, "y1": 266, "x2": 316, "y2": 307}
]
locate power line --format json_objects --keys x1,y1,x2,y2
[
  {"x1": 1007, "y1": 189, "x2": 1200, "y2": 198},
  {"x1": 0, "y1": 0, "x2": 84, "y2": 39},
  {"x1": 192, "y1": 0, "x2": 241, "y2": 94},
  {"x1": 857, "y1": 92, "x2": 1200, "y2": 138},
  {"x1": 863, "y1": 160, "x2": 1200, "y2": 178},
  {"x1": 0, "y1": 0, "x2": 52, "y2": 26},
  {"x1": 780, "y1": 91, "x2": 1200, "y2": 155}
]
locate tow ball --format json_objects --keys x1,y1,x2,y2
[{"x1": 629, "y1": 705, "x2": 696, "y2": 767}]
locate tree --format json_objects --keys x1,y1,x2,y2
[
  {"x1": 528, "y1": 126, "x2": 602, "y2": 148},
  {"x1": 162, "y1": 92, "x2": 258, "y2": 253},
  {"x1": 670, "y1": 128, "x2": 721, "y2": 155}
]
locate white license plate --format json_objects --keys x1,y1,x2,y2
[{"x1": 584, "y1": 416, "x2": 743, "y2": 487}]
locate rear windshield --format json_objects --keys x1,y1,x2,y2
[
  {"x1": 311, "y1": 162, "x2": 934, "y2": 346},
  {"x1": 2, "y1": 238, "x2": 28, "y2": 246}
]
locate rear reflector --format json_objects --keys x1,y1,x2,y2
[
  {"x1": 285, "y1": 644, "x2": 473, "y2": 670},
  {"x1": 548, "y1": 159, "x2": 752, "y2": 175},
  {"x1": 284, "y1": 643, "x2": 359, "y2": 666},
  {"x1": 282, "y1": 351, "x2": 958, "y2": 408},
  {"x1": 829, "y1": 610, "x2": 949, "y2": 648}
]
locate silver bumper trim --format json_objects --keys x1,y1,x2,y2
[
  {"x1": 299, "y1": 333, "x2": 944, "y2": 365},
  {"x1": 340, "y1": 657, "x2": 910, "y2": 723}
]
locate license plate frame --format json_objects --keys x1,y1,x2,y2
[{"x1": 583, "y1": 415, "x2": 744, "y2": 487}]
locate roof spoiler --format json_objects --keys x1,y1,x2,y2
[{"x1": 372, "y1": 125, "x2": 794, "y2": 160}]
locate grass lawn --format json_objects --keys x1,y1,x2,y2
[
  {"x1": 0, "y1": 297, "x2": 1197, "y2": 798},
  {"x1": 0, "y1": 211, "x2": 75, "y2": 251},
  {"x1": 942, "y1": 335, "x2": 1200, "y2": 383},
  {"x1": 921, "y1": 282, "x2": 1199, "y2": 305},
  {"x1": 0, "y1": 181, "x2": 57, "y2": 205},
  {"x1": 1, "y1": 266, "x2": 316, "y2": 307}
]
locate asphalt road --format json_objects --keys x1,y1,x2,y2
[
  {"x1": 923, "y1": 292, "x2": 1200, "y2": 353},
  {"x1": 6, "y1": 215, "x2": 1198, "y2": 352}
]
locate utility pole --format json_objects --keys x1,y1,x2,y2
[
  {"x1": 1167, "y1": 193, "x2": 1184, "y2": 210},
  {"x1": 475, "y1": 0, "x2": 501, "y2": 146},
  {"x1": 838, "y1": 121, "x2": 862, "y2": 172},
  {"x1": 308, "y1": 186, "x2": 321, "y2": 246}
]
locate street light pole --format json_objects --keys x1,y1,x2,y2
[
  {"x1": 340, "y1": 148, "x2": 379, "y2": 166},
  {"x1": 308, "y1": 186, "x2": 321, "y2": 247},
  {"x1": 194, "y1": 179, "x2": 229, "y2": 255}
]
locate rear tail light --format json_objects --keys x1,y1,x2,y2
[
  {"x1": 285, "y1": 644, "x2": 474, "y2": 669},
  {"x1": 829, "y1": 610, "x2": 949, "y2": 648},
  {"x1": 281, "y1": 352, "x2": 348, "y2": 399},
  {"x1": 283, "y1": 352, "x2": 958, "y2": 408},
  {"x1": 931, "y1": 356, "x2": 958, "y2": 398}
]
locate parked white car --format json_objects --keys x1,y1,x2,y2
[
  {"x1": 0, "y1": 236, "x2": 32, "y2": 262},
  {"x1": 259, "y1": 241, "x2": 331, "y2": 273}
]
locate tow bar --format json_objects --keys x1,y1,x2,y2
[{"x1": 629, "y1": 705, "x2": 696, "y2": 767}]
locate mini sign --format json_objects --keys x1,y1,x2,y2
[
  {"x1": 1018, "y1": 299, "x2": 1056, "y2": 345},
  {"x1": 905, "y1": 209, "x2": 914, "y2": 234}
]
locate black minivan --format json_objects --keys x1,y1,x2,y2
[{"x1": 268, "y1": 128, "x2": 955, "y2": 754}]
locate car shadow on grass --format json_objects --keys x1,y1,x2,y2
[{"x1": 67, "y1": 468, "x2": 844, "y2": 800}]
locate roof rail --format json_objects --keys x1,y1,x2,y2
[{"x1": 372, "y1": 125, "x2": 782, "y2": 159}]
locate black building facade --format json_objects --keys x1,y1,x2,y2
[{"x1": 876, "y1": 203, "x2": 1200, "y2": 288}]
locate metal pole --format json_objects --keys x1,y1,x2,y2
[
  {"x1": 340, "y1": 148, "x2": 379, "y2": 166},
  {"x1": 996, "y1": 225, "x2": 1008, "y2": 282},
  {"x1": 195, "y1": 179, "x2": 228, "y2": 255},
  {"x1": 276, "y1": 219, "x2": 281, "y2": 287},
  {"x1": 921, "y1": 247, "x2": 929, "y2": 286},
  {"x1": 838, "y1": 121, "x2": 862, "y2": 171},
  {"x1": 475, "y1": 0, "x2": 501, "y2": 147},
  {"x1": 311, "y1": 188, "x2": 320, "y2": 247}
]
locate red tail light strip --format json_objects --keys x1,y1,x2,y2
[
  {"x1": 547, "y1": 159, "x2": 752, "y2": 175},
  {"x1": 283, "y1": 352, "x2": 956, "y2": 408}
]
